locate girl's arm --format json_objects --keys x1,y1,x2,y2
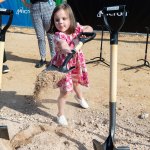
[
  {"x1": 56, "y1": 39, "x2": 72, "y2": 54},
  {"x1": 21, "y1": 0, "x2": 31, "y2": 8}
]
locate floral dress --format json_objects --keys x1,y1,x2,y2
[{"x1": 51, "y1": 23, "x2": 89, "y2": 92}]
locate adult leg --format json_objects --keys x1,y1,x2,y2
[
  {"x1": 47, "y1": 33, "x2": 55, "y2": 58},
  {"x1": 42, "y1": 2, "x2": 55, "y2": 58},
  {"x1": 30, "y1": 3, "x2": 47, "y2": 67}
]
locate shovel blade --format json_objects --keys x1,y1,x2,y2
[
  {"x1": 93, "y1": 137, "x2": 114, "y2": 150},
  {"x1": 0, "y1": 125, "x2": 9, "y2": 140},
  {"x1": 93, "y1": 134, "x2": 114, "y2": 150},
  {"x1": 46, "y1": 64, "x2": 59, "y2": 71},
  {"x1": 115, "y1": 146, "x2": 130, "y2": 150},
  {"x1": 93, "y1": 137, "x2": 130, "y2": 150},
  {"x1": 93, "y1": 139, "x2": 103, "y2": 150}
]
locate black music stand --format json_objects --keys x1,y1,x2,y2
[
  {"x1": 86, "y1": 25, "x2": 109, "y2": 66},
  {"x1": 137, "y1": 26, "x2": 150, "y2": 68},
  {"x1": 122, "y1": 26, "x2": 150, "y2": 71}
]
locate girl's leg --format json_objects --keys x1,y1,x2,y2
[
  {"x1": 57, "y1": 90, "x2": 68, "y2": 116},
  {"x1": 73, "y1": 82, "x2": 83, "y2": 100},
  {"x1": 57, "y1": 89, "x2": 68, "y2": 126},
  {"x1": 73, "y1": 83, "x2": 89, "y2": 109}
]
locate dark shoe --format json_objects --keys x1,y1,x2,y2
[
  {"x1": 35, "y1": 59, "x2": 46, "y2": 68},
  {"x1": 2, "y1": 65, "x2": 10, "y2": 74}
]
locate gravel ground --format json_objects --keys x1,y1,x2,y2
[{"x1": 0, "y1": 27, "x2": 150, "y2": 150}]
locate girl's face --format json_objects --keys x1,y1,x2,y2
[{"x1": 54, "y1": 9, "x2": 70, "y2": 34}]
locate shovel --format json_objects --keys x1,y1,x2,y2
[
  {"x1": 33, "y1": 32, "x2": 96, "y2": 99},
  {"x1": 0, "y1": 8, "x2": 13, "y2": 141},
  {"x1": 0, "y1": 8, "x2": 13, "y2": 91},
  {"x1": 93, "y1": 5, "x2": 130, "y2": 150},
  {"x1": 46, "y1": 32, "x2": 96, "y2": 73},
  {"x1": 0, "y1": 125, "x2": 9, "y2": 140}
]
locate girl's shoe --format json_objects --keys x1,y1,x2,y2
[
  {"x1": 57, "y1": 115, "x2": 68, "y2": 126},
  {"x1": 75, "y1": 96, "x2": 89, "y2": 109}
]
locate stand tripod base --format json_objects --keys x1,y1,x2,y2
[
  {"x1": 122, "y1": 60, "x2": 150, "y2": 71},
  {"x1": 86, "y1": 57, "x2": 109, "y2": 66},
  {"x1": 137, "y1": 59, "x2": 150, "y2": 68}
]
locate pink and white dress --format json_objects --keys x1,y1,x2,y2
[{"x1": 51, "y1": 23, "x2": 89, "y2": 92}]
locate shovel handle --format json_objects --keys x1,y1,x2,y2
[
  {"x1": 78, "y1": 32, "x2": 96, "y2": 44},
  {"x1": 0, "y1": 8, "x2": 13, "y2": 41},
  {"x1": 59, "y1": 32, "x2": 96, "y2": 73},
  {"x1": 47, "y1": 32, "x2": 96, "y2": 73},
  {"x1": 102, "y1": 5, "x2": 125, "y2": 14},
  {"x1": 59, "y1": 50, "x2": 76, "y2": 73},
  {"x1": 0, "y1": 9, "x2": 13, "y2": 90},
  {"x1": 0, "y1": 8, "x2": 13, "y2": 15},
  {"x1": 102, "y1": 5, "x2": 126, "y2": 34}
]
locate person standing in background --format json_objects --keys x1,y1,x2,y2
[{"x1": 22, "y1": 0, "x2": 56, "y2": 68}]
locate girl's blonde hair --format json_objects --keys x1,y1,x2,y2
[{"x1": 48, "y1": 3, "x2": 77, "y2": 34}]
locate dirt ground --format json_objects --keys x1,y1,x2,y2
[{"x1": 0, "y1": 27, "x2": 150, "y2": 150}]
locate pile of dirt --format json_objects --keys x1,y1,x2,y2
[{"x1": 33, "y1": 70, "x2": 65, "y2": 100}]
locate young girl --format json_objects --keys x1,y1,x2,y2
[{"x1": 48, "y1": 3, "x2": 93, "y2": 126}]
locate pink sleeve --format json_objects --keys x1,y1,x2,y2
[
  {"x1": 53, "y1": 32, "x2": 68, "y2": 52},
  {"x1": 54, "y1": 32, "x2": 68, "y2": 41},
  {"x1": 75, "y1": 22, "x2": 84, "y2": 34}
]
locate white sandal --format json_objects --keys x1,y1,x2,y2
[
  {"x1": 57, "y1": 115, "x2": 68, "y2": 126},
  {"x1": 75, "y1": 96, "x2": 89, "y2": 109}
]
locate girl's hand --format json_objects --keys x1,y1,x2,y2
[
  {"x1": 56, "y1": 39, "x2": 72, "y2": 54},
  {"x1": 72, "y1": 38, "x2": 79, "y2": 46}
]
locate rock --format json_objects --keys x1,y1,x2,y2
[
  {"x1": 64, "y1": 140, "x2": 70, "y2": 146},
  {"x1": 138, "y1": 112, "x2": 149, "y2": 119}
]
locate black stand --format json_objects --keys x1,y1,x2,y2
[
  {"x1": 122, "y1": 26, "x2": 150, "y2": 71},
  {"x1": 86, "y1": 25, "x2": 109, "y2": 66},
  {"x1": 137, "y1": 26, "x2": 150, "y2": 68}
]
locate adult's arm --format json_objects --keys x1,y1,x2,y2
[
  {"x1": 21, "y1": 0, "x2": 31, "y2": 8},
  {"x1": 0, "y1": 0, "x2": 5, "y2": 3}
]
